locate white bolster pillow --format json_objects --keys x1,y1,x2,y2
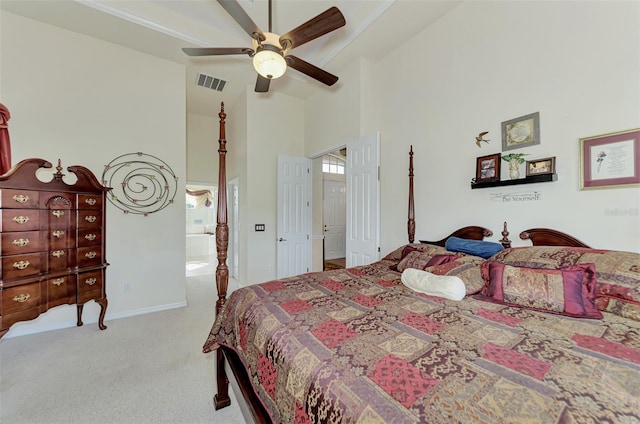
[{"x1": 400, "y1": 268, "x2": 466, "y2": 301}]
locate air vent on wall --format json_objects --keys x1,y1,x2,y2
[{"x1": 196, "y1": 72, "x2": 227, "y2": 92}]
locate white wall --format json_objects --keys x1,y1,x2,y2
[
  {"x1": 305, "y1": 59, "x2": 366, "y2": 157},
  {"x1": 186, "y1": 112, "x2": 219, "y2": 184},
  {"x1": 245, "y1": 90, "x2": 305, "y2": 283},
  {"x1": 1, "y1": 12, "x2": 187, "y2": 337},
  {"x1": 307, "y1": 1, "x2": 640, "y2": 255}
]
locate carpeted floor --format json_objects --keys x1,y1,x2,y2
[{"x1": 0, "y1": 271, "x2": 248, "y2": 424}]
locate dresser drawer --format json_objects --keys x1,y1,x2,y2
[
  {"x1": 1, "y1": 230, "x2": 45, "y2": 255},
  {"x1": 77, "y1": 229, "x2": 102, "y2": 248},
  {"x1": 1, "y1": 281, "x2": 42, "y2": 315},
  {"x1": 48, "y1": 228, "x2": 75, "y2": 250},
  {"x1": 0, "y1": 189, "x2": 40, "y2": 209},
  {"x1": 77, "y1": 270, "x2": 104, "y2": 303},
  {"x1": 49, "y1": 248, "x2": 75, "y2": 272},
  {"x1": 47, "y1": 275, "x2": 76, "y2": 308},
  {"x1": 1, "y1": 252, "x2": 45, "y2": 280},
  {"x1": 78, "y1": 194, "x2": 102, "y2": 210},
  {"x1": 0, "y1": 209, "x2": 40, "y2": 232},
  {"x1": 45, "y1": 208, "x2": 74, "y2": 230},
  {"x1": 77, "y1": 210, "x2": 102, "y2": 229},
  {"x1": 77, "y1": 247, "x2": 102, "y2": 267}
]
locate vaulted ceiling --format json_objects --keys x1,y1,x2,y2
[{"x1": 1, "y1": 0, "x2": 462, "y2": 115}]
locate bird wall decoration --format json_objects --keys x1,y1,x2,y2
[{"x1": 475, "y1": 131, "x2": 490, "y2": 147}]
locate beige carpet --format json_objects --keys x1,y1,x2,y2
[{"x1": 0, "y1": 272, "x2": 248, "y2": 424}]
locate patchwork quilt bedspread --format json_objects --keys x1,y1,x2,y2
[{"x1": 203, "y1": 259, "x2": 640, "y2": 423}]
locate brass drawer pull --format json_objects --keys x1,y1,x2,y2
[
  {"x1": 13, "y1": 293, "x2": 31, "y2": 303},
  {"x1": 52, "y1": 230, "x2": 65, "y2": 238},
  {"x1": 84, "y1": 233, "x2": 97, "y2": 241},
  {"x1": 52, "y1": 250, "x2": 65, "y2": 258},
  {"x1": 52, "y1": 210, "x2": 65, "y2": 218},
  {"x1": 13, "y1": 260, "x2": 30, "y2": 270},
  {"x1": 12, "y1": 216, "x2": 29, "y2": 224},
  {"x1": 85, "y1": 251, "x2": 97, "y2": 259},
  {"x1": 85, "y1": 198, "x2": 97, "y2": 206},
  {"x1": 12, "y1": 238, "x2": 30, "y2": 247},
  {"x1": 12, "y1": 194, "x2": 29, "y2": 203},
  {"x1": 52, "y1": 278, "x2": 65, "y2": 286},
  {"x1": 85, "y1": 277, "x2": 97, "y2": 286},
  {"x1": 84, "y1": 215, "x2": 97, "y2": 223}
]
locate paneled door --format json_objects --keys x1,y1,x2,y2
[
  {"x1": 276, "y1": 155, "x2": 311, "y2": 278},
  {"x1": 323, "y1": 180, "x2": 346, "y2": 260},
  {"x1": 346, "y1": 132, "x2": 380, "y2": 267}
]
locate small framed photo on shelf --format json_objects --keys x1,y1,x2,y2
[
  {"x1": 579, "y1": 128, "x2": 640, "y2": 190},
  {"x1": 475, "y1": 153, "x2": 501, "y2": 183},
  {"x1": 526, "y1": 156, "x2": 556, "y2": 177},
  {"x1": 502, "y1": 112, "x2": 540, "y2": 151}
]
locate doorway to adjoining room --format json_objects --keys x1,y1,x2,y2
[
  {"x1": 185, "y1": 184, "x2": 217, "y2": 277},
  {"x1": 322, "y1": 150, "x2": 346, "y2": 270}
]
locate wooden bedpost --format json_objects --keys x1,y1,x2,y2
[
  {"x1": 215, "y1": 102, "x2": 229, "y2": 316},
  {"x1": 408, "y1": 146, "x2": 415, "y2": 243},
  {"x1": 214, "y1": 102, "x2": 231, "y2": 410},
  {"x1": 500, "y1": 221, "x2": 511, "y2": 248}
]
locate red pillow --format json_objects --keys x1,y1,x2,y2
[
  {"x1": 479, "y1": 261, "x2": 602, "y2": 319},
  {"x1": 396, "y1": 251, "x2": 460, "y2": 272}
]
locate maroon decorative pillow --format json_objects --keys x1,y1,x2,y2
[
  {"x1": 487, "y1": 247, "x2": 640, "y2": 321},
  {"x1": 478, "y1": 261, "x2": 602, "y2": 319},
  {"x1": 423, "y1": 255, "x2": 486, "y2": 295},
  {"x1": 426, "y1": 254, "x2": 460, "y2": 267},
  {"x1": 386, "y1": 243, "x2": 450, "y2": 271},
  {"x1": 396, "y1": 251, "x2": 460, "y2": 273}
]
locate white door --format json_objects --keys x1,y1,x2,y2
[
  {"x1": 346, "y1": 132, "x2": 380, "y2": 267},
  {"x1": 323, "y1": 180, "x2": 346, "y2": 260},
  {"x1": 277, "y1": 155, "x2": 311, "y2": 278}
]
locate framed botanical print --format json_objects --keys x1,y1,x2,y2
[{"x1": 580, "y1": 128, "x2": 640, "y2": 190}]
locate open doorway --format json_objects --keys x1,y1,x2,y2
[
  {"x1": 185, "y1": 183, "x2": 217, "y2": 277},
  {"x1": 321, "y1": 149, "x2": 347, "y2": 270}
]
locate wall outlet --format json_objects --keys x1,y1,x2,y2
[{"x1": 123, "y1": 282, "x2": 132, "y2": 293}]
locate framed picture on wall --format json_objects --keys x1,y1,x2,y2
[
  {"x1": 475, "y1": 153, "x2": 501, "y2": 182},
  {"x1": 502, "y1": 112, "x2": 540, "y2": 151},
  {"x1": 526, "y1": 156, "x2": 556, "y2": 176},
  {"x1": 579, "y1": 128, "x2": 640, "y2": 190}
]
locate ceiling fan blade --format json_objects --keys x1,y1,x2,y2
[
  {"x1": 182, "y1": 47, "x2": 253, "y2": 56},
  {"x1": 255, "y1": 75, "x2": 271, "y2": 93},
  {"x1": 286, "y1": 55, "x2": 338, "y2": 86},
  {"x1": 218, "y1": 0, "x2": 265, "y2": 42},
  {"x1": 279, "y1": 7, "x2": 345, "y2": 50}
]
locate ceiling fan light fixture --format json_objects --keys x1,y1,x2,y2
[{"x1": 253, "y1": 44, "x2": 287, "y2": 80}]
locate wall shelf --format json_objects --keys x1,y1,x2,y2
[{"x1": 471, "y1": 173, "x2": 557, "y2": 189}]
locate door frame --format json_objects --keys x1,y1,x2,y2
[{"x1": 309, "y1": 135, "x2": 380, "y2": 270}]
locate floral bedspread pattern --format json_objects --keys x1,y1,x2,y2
[{"x1": 204, "y1": 259, "x2": 640, "y2": 423}]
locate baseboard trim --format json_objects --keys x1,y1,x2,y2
[{"x1": 4, "y1": 301, "x2": 188, "y2": 339}]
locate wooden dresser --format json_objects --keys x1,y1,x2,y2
[{"x1": 0, "y1": 158, "x2": 109, "y2": 338}]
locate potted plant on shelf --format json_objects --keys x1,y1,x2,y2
[{"x1": 502, "y1": 153, "x2": 528, "y2": 179}]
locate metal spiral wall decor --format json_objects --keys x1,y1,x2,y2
[{"x1": 102, "y1": 152, "x2": 178, "y2": 216}]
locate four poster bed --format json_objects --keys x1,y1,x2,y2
[{"x1": 207, "y1": 104, "x2": 640, "y2": 423}]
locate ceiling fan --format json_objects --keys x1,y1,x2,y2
[{"x1": 182, "y1": 0, "x2": 346, "y2": 93}]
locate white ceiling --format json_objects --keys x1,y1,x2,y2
[{"x1": 1, "y1": 0, "x2": 462, "y2": 116}]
